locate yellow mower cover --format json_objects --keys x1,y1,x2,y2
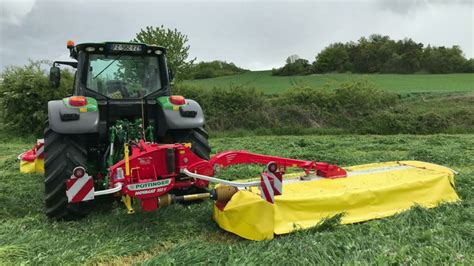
[
  {"x1": 19, "y1": 139, "x2": 44, "y2": 174},
  {"x1": 213, "y1": 161, "x2": 460, "y2": 240}
]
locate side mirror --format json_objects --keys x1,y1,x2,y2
[
  {"x1": 49, "y1": 66, "x2": 61, "y2": 88},
  {"x1": 168, "y1": 68, "x2": 174, "y2": 82}
]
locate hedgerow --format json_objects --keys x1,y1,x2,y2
[
  {"x1": 174, "y1": 82, "x2": 468, "y2": 134},
  {"x1": 0, "y1": 61, "x2": 470, "y2": 135}
]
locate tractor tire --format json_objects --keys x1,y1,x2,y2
[
  {"x1": 168, "y1": 127, "x2": 211, "y2": 195},
  {"x1": 170, "y1": 127, "x2": 211, "y2": 160},
  {"x1": 44, "y1": 127, "x2": 89, "y2": 220}
]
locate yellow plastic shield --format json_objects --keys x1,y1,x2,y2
[
  {"x1": 213, "y1": 161, "x2": 460, "y2": 241},
  {"x1": 19, "y1": 158, "x2": 44, "y2": 174}
]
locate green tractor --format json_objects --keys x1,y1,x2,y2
[{"x1": 45, "y1": 41, "x2": 210, "y2": 219}]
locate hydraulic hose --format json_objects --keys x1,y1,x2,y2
[{"x1": 94, "y1": 182, "x2": 123, "y2": 196}]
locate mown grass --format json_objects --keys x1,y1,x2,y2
[
  {"x1": 0, "y1": 134, "x2": 473, "y2": 264},
  {"x1": 182, "y1": 71, "x2": 474, "y2": 94}
]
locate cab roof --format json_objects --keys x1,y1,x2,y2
[{"x1": 70, "y1": 41, "x2": 167, "y2": 58}]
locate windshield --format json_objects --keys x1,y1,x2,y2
[{"x1": 86, "y1": 54, "x2": 161, "y2": 99}]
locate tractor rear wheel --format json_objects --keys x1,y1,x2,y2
[
  {"x1": 168, "y1": 127, "x2": 211, "y2": 194},
  {"x1": 44, "y1": 127, "x2": 89, "y2": 220},
  {"x1": 170, "y1": 127, "x2": 211, "y2": 160}
]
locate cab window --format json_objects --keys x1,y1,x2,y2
[{"x1": 86, "y1": 54, "x2": 161, "y2": 99}]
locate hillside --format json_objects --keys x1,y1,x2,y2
[{"x1": 182, "y1": 71, "x2": 474, "y2": 94}]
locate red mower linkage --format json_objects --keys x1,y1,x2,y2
[{"x1": 67, "y1": 139, "x2": 347, "y2": 213}]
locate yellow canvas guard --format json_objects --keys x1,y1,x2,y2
[
  {"x1": 19, "y1": 158, "x2": 44, "y2": 174},
  {"x1": 213, "y1": 161, "x2": 460, "y2": 241}
]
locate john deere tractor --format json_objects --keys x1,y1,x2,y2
[{"x1": 45, "y1": 41, "x2": 210, "y2": 219}]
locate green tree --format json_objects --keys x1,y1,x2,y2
[
  {"x1": 463, "y1": 59, "x2": 474, "y2": 73},
  {"x1": 422, "y1": 45, "x2": 467, "y2": 73},
  {"x1": 313, "y1": 43, "x2": 351, "y2": 73},
  {"x1": 382, "y1": 38, "x2": 423, "y2": 73},
  {"x1": 272, "y1": 55, "x2": 312, "y2": 76},
  {"x1": 134, "y1": 25, "x2": 195, "y2": 80},
  {"x1": 312, "y1": 34, "x2": 468, "y2": 74},
  {"x1": 190, "y1": 60, "x2": 248, "y2": 79},
  {"x1": 351, "y1": 34, "x2": 394, "y2": 73}
]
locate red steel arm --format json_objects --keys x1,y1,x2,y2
[{"x1": 208, "y1": 150, "x2": 346, "y2": 178}]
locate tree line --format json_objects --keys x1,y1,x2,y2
[{"x1": 273, "y1": 34, "x2": 474, "y2": 76}]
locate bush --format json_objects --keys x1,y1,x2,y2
[
  {"x1": 174, "y1": 80, "x2": 470, "y2": 134},
  {"x1": 333, "y1": 81, "x2": 398, "y2": 116},
  {"x1": 174, "y1": 80, "x2": 407, "y2": 133},
  {"x1": 272, "y1": 56, "x2": 312, "y2": 76},
  {"x1": 0, "y1": 61, "x2": 73, "y2": 135},
  {"x1": 174, "y1": 84, "x2": 271, "y2": 130},
  {"x1": 365, "y1": 110, "x2": 411, "y2": 134},
  {"x1": 414, "y1": 112, "x2": 448, "y2": 134},
  {"x1": 188, "y1": 61, "x2": 248, "y2": 79}
]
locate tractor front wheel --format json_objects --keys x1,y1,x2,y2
[{"x1": 44, "y1": 127, "x2": 89, "y2": 220}]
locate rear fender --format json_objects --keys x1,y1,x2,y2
[
  {"x1": 48, "y1": 97, "x2": 99, "y2": 134},
  {"x1": 158, "y1": 96, "x2": 205, "y2": 131}
]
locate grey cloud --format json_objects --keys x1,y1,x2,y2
[
  {"x1": 375, "y1": 0, "x2": 429, "y2": 14},
  {"x1": 375, "y1": 0, "x2": 473, "y2": 14},
  {"x1": 1, "y1": 0, "x2": 473, "y2": 71}
]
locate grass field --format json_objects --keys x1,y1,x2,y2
[
  {"x1": 1, "y1": 134, "x2": 473, "y2": 264},
  {"x1": 182, "y1": 71, "x2": 474, "y2": 94}
]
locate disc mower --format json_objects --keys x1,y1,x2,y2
[{"x1": 19, "y1": 41, "x2": 460, "y2": 240}]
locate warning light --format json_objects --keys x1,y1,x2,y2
[
  {"x1": 67, "y1": 40, "x2": 75, "y2": 49},
  {"x1": 69, "y1": 96, "x2": 87, "y2": 107},
  {"x1": 73, "y1": 166, "x2": 86, "y2": 179},
  {"x1": 170, "y1": 95, "x2": 186, "y2": 105},
  {"x1": 267, "y1": 162, "x2": 278, "y2": 173}
]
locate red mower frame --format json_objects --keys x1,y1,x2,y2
[{"x1": 68, "y1": 139, "x2": 347, "y2": 212}]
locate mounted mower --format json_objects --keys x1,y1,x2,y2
[{"x1": 20, "y1": 41, "x2": 460, "y2": 240}]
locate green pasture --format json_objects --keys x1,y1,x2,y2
[{"x1": 183, "y1": 71, "x2": 474, "y2": 94}]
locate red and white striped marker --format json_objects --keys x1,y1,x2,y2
[
  {"x1": 66, "y1": 167, "x2": 94, "y2": 203},
  {"x1": 259, "y1": 172, "x2": 275, "y2": 203},
  {"x1": 268, "y1": 171, "x2": 282, "y2": 196},
  {"x1": 35, "y1": 139, "x2": 44, "y2": 159},
  {"x1": 259, "y1": 162, "x2": 283, "y2": 203}
]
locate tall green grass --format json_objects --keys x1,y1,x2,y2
[{"x1": 0, "y1": 134, "x2": 472, "y2": 264}]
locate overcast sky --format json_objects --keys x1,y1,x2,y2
[{"x1": 0, "y1": 0, "x2": 473, "y2": 70}]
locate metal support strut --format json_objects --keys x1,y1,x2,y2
[{"x1": 182, "y1": 169, "x2": 260, "y2": 188}]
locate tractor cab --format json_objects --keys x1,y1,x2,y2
[
  {"x1": 51, "y1": 41, "x2": 172, "y2": 100},
  {"x1": 49, "y1": 41, "x2": 187, "y2": 138}
]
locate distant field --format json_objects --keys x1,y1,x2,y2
[{"x1": 183, "y1": 71, "x2": 474, "y2": 94}]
